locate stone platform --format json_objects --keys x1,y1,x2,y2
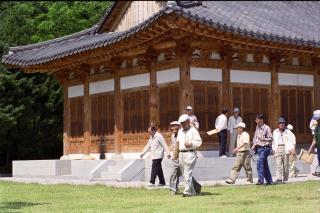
[{"x1": 11, "y1": 154, "x2": 318, "y2": 183}]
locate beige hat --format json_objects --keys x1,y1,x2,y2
[
  {"x1": 236, "y1": 122, "x2": 246, "y2": 129},
  {"x1": 178, "y1": 114, "x2": 190, "y2": 123},
  {"x1": 185, "y1": 106, "x2": 193, "y2": 111},
  {"x1": 170, "y1": 121, "x2": 180, "y2": 126}
]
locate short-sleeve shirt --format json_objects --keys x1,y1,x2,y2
[{"x1": 237, "y1": 131, "x2": 250, "y2": 151}]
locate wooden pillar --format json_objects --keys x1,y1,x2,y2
[
  {"x1": 313, "y1": 59, "x2": 320, "y2": 109},
  {"x1": 146, "y1": 49, "x2": 159, "y2": 126},
  {"x1": 176, "y1": 38, "x2": 193, "y2": 114},
  {"x1": 112, "y1": 59, "x2": 123, "y2": 159},
  {"x1": 83, "y1": 77, "x2": 91, "y2": 154},
  {"x1": 63, "y1": 84, "x2": 71, "y2": 155},
  {"x1": 269, "y1": 54, "x2": 281, "y2": 129},
  {"x1": 221, "y1": 47, "x2": 232, "y2": 112}
]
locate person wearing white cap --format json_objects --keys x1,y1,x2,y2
[
  {"x1": 272, "y1": 117, "x2": 295, "y2": 183},
  {"x1": 140, "y1": 125, "x2": 171, "y2": 187},
  {"x1": 227, "y1": 107, "x2": 243, "y2": 157},
  {"x1": 225, "y1": 122, "x2": 253, "y2": 184},
  {"x1": 177, "y1": 114, "x2": 202, "y2": 196},
  {"x1": 286, "y1": 124, "x2": 300, "y2": 178},
  {"x1": 185, "y1": 106, "x2": 199, "y2": 130},
  {"x1": 308, "y1": 111, "x2": 320, "y2": 177},
  {"x1": 168, "y1": 121, "x2": 181, "y2": 195}
]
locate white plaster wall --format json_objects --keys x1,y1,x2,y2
[
  {"x1": 156, "y1": 68, "x2": 179, "y2": 84},
  {"x1": 68, "y1": 85, "x2": 84, "y2": 98},
  {"x1": 231, "y1": 70, "x2": 271, "y2": 84},
  {"x1": 120, "y1": 73, "x2": 150, "y2": 90},
  {"x1": 190, "y1": 67, "x2": 222, "y2": 82},
  {"x1": 278, "y1": 73, "x2": 314, "y2": 87},
  {"x1": 89, "y1": 79, "x2": 114, "y2": 95}
]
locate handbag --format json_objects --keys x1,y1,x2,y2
[{"x1": 298, "y1": 149, "x2": 315, "y2": 165}]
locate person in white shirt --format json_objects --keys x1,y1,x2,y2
[
  {"x1": 287, "y1": 124, "x2": 300, "y2": 178},
  {"x1": 227, "y1": 108, "x2": 243, "y2": 157},
  {"x1": 177, "y1": 114, "x2": 202, "y2": 197},
  {"x1": 225, "y1": 122, "x2": 253, "y2": 184},
  {"x1": 215, "y1": 108, "x2": 228, "y2": 157},
  {"x1": 185, "y1": 106, "x2": 199, "y2": 130},
  {"x1": 272, "y1": 117, "x2": 295, "y2": 183},
  {"x1": 140, "y1": 125, "x2": 171, "y2": 187}
]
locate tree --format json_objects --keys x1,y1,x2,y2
[{"x1": 0, "y1": 1, "x2": 111, "y2": 173}]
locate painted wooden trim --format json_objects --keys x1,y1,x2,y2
[
  {"x1": 120, "y1": 73, "x2": 150, "y2": 90},
  {"x1": 89, "y1": 79, "x2": 115, "y2": 95},
  {"x1": 230, "y1": 70, "x2": 271, "y2": 84},
  {"x1": 278, "y1": 73, "x2": 314, "y2": 87},
  {"x1": 156, "y1": 68, "x2": 179, "y2": 84},
  {"x1": 68, "y1": 84, "x2": 84, "y2": 98},
  {"x1": 190, "y1": 67, "x2": 222, "y2": 82}
]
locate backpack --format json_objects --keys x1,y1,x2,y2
[{"x1": 315, "y1": 124, "x2": 320, "y2": 148}]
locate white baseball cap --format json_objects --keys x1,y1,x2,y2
[
  {"x1": 185, "y1": 106, "x2": 193, "y2": 110},
  {"x1": 313, "y1": 110, "x2": 320, "y2": 120},
  {"x1": 170, "y1": 121, "x2": 180, "y2": 126},
  {"x1": 236, "y1": 122, "x2": 246, "y2": 129},
  {"x1": 287, "y1": 124, "x2": 293, "y2": 130},
  {"x1": 178, "y1": 114, "x2": 190, "y2": 123}
]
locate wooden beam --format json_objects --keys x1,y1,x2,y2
[
  {"x1": 63, "y1": 83, "x2": 70, "y2": 155},
  {"x1": 221, "y1": 46, "x2": 233, "y2": 112},
  {"x1": 83, "y1": 75, "x2": 91, "y2": 154},
  {"x1": 269, "y1": 53, "x2": 281, "y2": 129},
  {"x1": 176, "y1": 38, "x2": 193, "y2": 113},
  {"x1": 112, "y1": 58, "x2": 123, "y2": 158}
]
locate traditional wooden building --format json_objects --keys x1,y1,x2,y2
[{"x1": 3, "y1": 1, "x2": 320, "y2": 158}]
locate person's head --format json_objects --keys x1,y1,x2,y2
[
  {"x1": 178, "y1": 114, "x2": 190, "y2": 130},
  {"x1": 233, "y1": 108, "x2": 240, "y2": 117},
  {"x1": 185, "y1": 106, "x2": 193, "y2": 116},
  {"x1": 236, "y1": 122, "x2": 246, "y2": 134},
  {"x1": 222, "y1": 107, "x2": 228, "y2": 115},
  {"x1": 148, "y1": 125, "x2": 157, "y2": 136},
  {"x1": 278, "y1": 117, "x2": 286, "y2": 131},
  {"x1": 255, "y1": 113, "x2": 265, "y2": 126},
  {"x1": 287, "y1": 124, "x2": 293, "y2": 131},
  {"x1": 170, "y1": 121, "x2": 180, "y2": 133}
]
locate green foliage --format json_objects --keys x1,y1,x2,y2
[{"x1": 0, "y1": 1, "x2": 111, "y2": 172}]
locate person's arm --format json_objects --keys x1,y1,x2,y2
[
  {"x1": 308, "y1": 138, "x2": 316, "y2": 153},
  {"x1": 251, "y1": 130, "x2": 257, "y2": 150},
  {"x1": 271, "y1": 131, "x2": 276, "y2": 153},
  {"x1": 159, "y1": 134, "x2": 171, "y2": 158},
  {"x1": 227, "y1": 117, "x2": 232, "y2": 134},
  {"x1": 140, "y1": 140, "x2": 151, "y2": 158}
]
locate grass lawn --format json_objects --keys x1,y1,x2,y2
[{"x1": 0, "y1": 181, "x2": 319, "y2": 213}]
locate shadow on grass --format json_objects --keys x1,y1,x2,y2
[
  {"x1": 198, "y1": 192, "x2": 222, "y2": 196},
  {"x1": 0, "y1": 201, "x2": 49, "y2": 211}
]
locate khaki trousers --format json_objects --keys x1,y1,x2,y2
[
  {"x1": 274, "y1": 146, "x2": 289, "y2": 181},
  {"x1": 229, "y1": 131, "x2": 238, "y2": 155},
  {"x1": 229, "y1": 150, "x2": 253, "y2": 182},
  {"x1": 179, "y1": 152, "x2": 202, "y2": 196},
  {"x1": 289, "y1": 152, "x2": 299, "y2": 177},
  {"x1": 169, "y1": 159, "x2": 181, "y2": 192}
]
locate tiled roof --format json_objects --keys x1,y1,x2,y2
[{"x1": 3, "y1": 1, "x2": 320, "y2": 68}]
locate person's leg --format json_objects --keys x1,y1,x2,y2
[
  {"x1": 317, "y1": 148, "x2": 320, "y2": 169},
  {"x1": 283, "y1": 154, "x2": 289, "y2": 181},
  {"x1": 169, "y1": 160, "x2": 179, "y2": 191},
  {"x1": 218, "y1": 132, "x2": 223, "y2": 156},
  {"x1": 157, "y1": 158, "x2": 166, "y2": 185},
  {"x1": 229, "y1": 152, "x2": 243, "y2": 182},
  {"x1": 243, "y1": 151, "x2": 253, "y2": 182},
  {"x1": 150, "y1": 159, "x2": 157, "y2": 184},
  {"x1": 222, "y1": 130, "x2": 227, "y2": 156},
  {"x1": 264, "y1": 147, "x2": 273, "y2": 184},
  {"x1": 181, "y1": 152, "x2": 197, "y2": 196},
  {"x1": 257, "y1": 147, "x2": 265, "y2": 184},
  {"x1": 289, "y1": 153, "x2": 295, "y2": 177},
  {"x1": 275, "y1": 148, "x2": 284, "y2": 181},
  {"x1": 229, "y1": 132, "x2": 237, "y2": 156}
]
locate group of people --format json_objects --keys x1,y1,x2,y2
[{"x1": 139, "y1": 106, "x2": 320, "y2": 197}]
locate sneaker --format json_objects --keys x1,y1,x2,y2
[
  {"x1": 225, "y1": 179, "x2": 235, "y2": 184},
  {"x1": 312, "y1": 172, "x2": 320, "y2": 177},
  {"x1": 147, "y1": 183, "x2": 155, "y2": 187},
  {"x1": 157, "y1": 183, "x2": 166, "y2": 187},
  {"x1": 256, "y1": 181, "x2": 263, "y2": 185},
  {"x1": 274, "y1": 179, "x2": 283, "y2": 184},
  {"x1": 265, "y1": 182, "x2": 273, "y2": 186},
  {"x1": 182, "y1": 193, "x2": 192, "y2": 197},
  {"x1": 221, "y1": 155, "x2": 227, "y2": 158},
  {"x1": 246, "y1": 180, "x2": 253, "y2": 184}
]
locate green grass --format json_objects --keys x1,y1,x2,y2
[{"x1": 0, "y1": 181, "x2": 319, "y2": 213}]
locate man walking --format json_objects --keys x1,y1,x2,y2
[
  {"x1": 185, "y1": 106, "x2": 199, "y2": 130},
  {"x1": 308, "y1": 112, "x2": 320, "y2": 177},
  {"x1": 168, "y1": 121, "x2": 181, "y2": 194},
  {"x1": 272, "y1": 117, "x2": 295, "y2": 183},
  {"x1": 251, "y1": 114, "x2": 273, "y2": 185},
  {"x1": 177, "y1": 114, "x2": 202, "y2": 196},
  {"x1": 215, "y1": 108, "x2": 228, "y2": 157},
  {"x1": 227, "y1": 108, "x2": 243, "y2": 157},
  {"x1": 225, "y1": 122, "x2": 253, "y2": 184},
  {"x1": 140, "y1": 125, "x2": 171, "y2": 187}
]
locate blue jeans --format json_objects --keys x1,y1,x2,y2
[
  {"x1": 317, "y1": 147, "x2": 320, "y2": 168},
  {"x1": 257, "y1": 147, "x2": 273, "y2": 184}
]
